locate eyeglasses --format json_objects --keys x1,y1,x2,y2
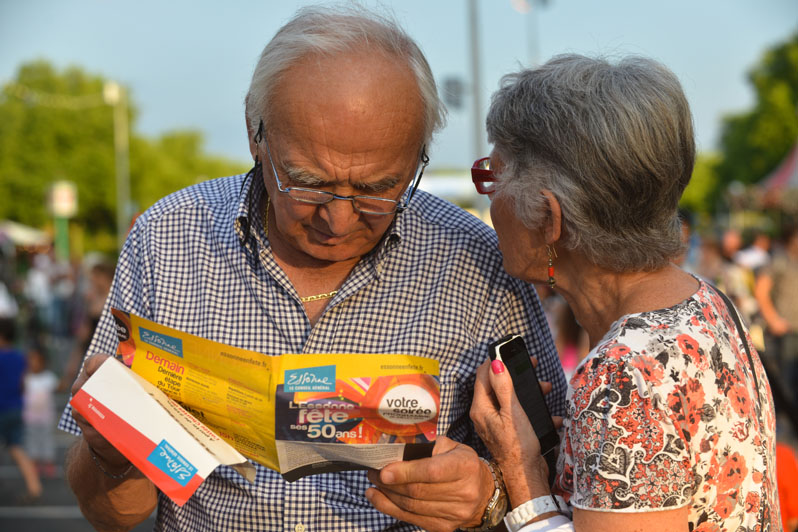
[
  {"x1": 471, "y1": 157, "x2": 497, "y2": 195},
  {"x1": 258, "y1": 122, "x2": 429, "y2": 215}
]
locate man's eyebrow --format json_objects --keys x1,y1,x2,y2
[
  {"x1": 283, "y1": 166, "x2": 326, "y2": 187},
  {"x1": 353, "y1": 175, "x2": 402, "y2": 193},
  {"x1": 282, "y1": 166, "x2": 403, "y2": 193}
]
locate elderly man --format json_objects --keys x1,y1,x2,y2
[{"x1": 60, "y1": 5, "x2": 565, "y2": 531}]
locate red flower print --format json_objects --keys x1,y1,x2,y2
[
  {"x1": 731, "y1": 420, "x2": 749, "y2": 442},
  {"x1": 677, "y1": 334, "x2": 702, "y2": 364},
  {"x1": 630, "y1": 355, "x2": 664, "y2": 385},
  {"x1": 745, "y1": 491, "x2": 760, "y2": 512},
  {"x1": 668, "y1": 377, "x2": 705, "y2": 439},
  {"x1": 717, "y1": 453, "x2": 748, "y2": 493},
  {"x1": 701, "y1": 303, "x2": 717, "y2": 325},
  {"x1": 605, "y1": 344, "x2": 631, "y2": 360},
  {"x1": 728, "y1": 381, "x2": 751, "y2": 418},
  {"x1": 713, "y1": 490, "x2": 736, "y2": 519}
]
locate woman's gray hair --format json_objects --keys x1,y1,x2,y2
[
  {"x1": 245, "y1": 4, "x2": 446, "y2": 144},
  {"x1": 487, "y1": 54, "x2": 695, "y2": 272}
]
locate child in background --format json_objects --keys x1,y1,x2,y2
[
  {"x1": 0, "y1": 317, "x2": 42, "y2": 503},
  {"x1": 23, "y1": 344, "x2": 58, "y2": 478}
]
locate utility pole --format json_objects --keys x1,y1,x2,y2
[
  {"x1": 104, "y1": 81, "x2": 131, "y2": 251},
  {"x1": 468, "y1": 0, "x2": 485, "y2": 161}
]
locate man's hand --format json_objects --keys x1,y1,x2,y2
[
  {"x1": 365, "y1": 436, "x2": 494, "y2": 532},
  {"x1": 66, "y1": 353, "x2": 158, "y2": 531},
  {"x1": 71, "y1": 353, "x2": 130, "y2": 472}
]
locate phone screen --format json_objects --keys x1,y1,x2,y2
[{"x1": 489, "y1": 334, "x2": 559, "y2": 456}]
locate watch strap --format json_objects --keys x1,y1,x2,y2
[
  {"x1": 504, "y1": 494, "x2": 570, "y2": 532},
  {"x1": 461, "y1": 458, "x2": 507, "y2": 532}
]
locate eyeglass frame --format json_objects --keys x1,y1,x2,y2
[
  {"x1": 255, "y1": 120, "x2": 429, "y2": 215},
  {"x1": 471, "y1": 157, "x2": 498, "y2": 195}
]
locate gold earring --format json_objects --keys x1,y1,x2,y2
[{"x1": 547, "y1": 245, "x2": 557, "y2": 288}]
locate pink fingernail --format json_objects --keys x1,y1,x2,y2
[{"x1": 491, "y1": 360, "x2": 505, "y2": 374}]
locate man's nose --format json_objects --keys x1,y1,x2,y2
[{"x1": 319, "y1": 197, "x2": 361, "y2": 234}]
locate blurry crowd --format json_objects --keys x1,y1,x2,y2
[{"x1": 0, "y1": 243, "x2": 114, "y2": 504}]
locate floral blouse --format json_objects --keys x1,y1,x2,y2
[{"x1": 553, "y1": 279, "x2": 780, "y2": 531}]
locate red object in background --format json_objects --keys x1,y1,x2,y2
[{"x1": 777, "y1": 441, "x2": 798, "y2": 532}]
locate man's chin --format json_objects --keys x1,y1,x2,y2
[{"x1": 301, "y1": 243, "x2": 369, "y2": 265}]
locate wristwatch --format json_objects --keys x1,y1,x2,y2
[
  {"x1": 462, "y1": 458, "x2": 508, "y2": 531},
  {"x1": 503, "y1": 494, "x2": 571, "y2": 532}
]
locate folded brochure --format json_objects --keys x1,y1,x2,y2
[
  {"x1": 72, "y1": 309, "x2": 439, "y2": 505},
  {"x1": 70, "y1": 357, "x2": 255, "y2": 506}
]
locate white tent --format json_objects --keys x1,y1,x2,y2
[{"x1": 0, "y1": 220, "x2": 51, "y2": 247}]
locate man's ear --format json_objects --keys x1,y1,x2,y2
[
  {"x1": 246, "y1": 115, "x2": 259, "y2": 163},
  {"x1": 541, "y1": 190, "x2": 562, "y2": 244}
]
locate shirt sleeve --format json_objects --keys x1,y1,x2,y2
[{"x1": 558, "y1": 348, "x2": 694, "y2": 511}]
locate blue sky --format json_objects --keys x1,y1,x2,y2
[{"x1": 1, "y1": 0, "x2": 796, "y2": 171}]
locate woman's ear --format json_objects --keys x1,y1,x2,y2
[{"x1": 541, "y1": 190, "x2": 562, "y2": 244}]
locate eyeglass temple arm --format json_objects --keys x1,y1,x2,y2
[{"x1": 396, "y1": 148, "x2": 429, "y2": 213}]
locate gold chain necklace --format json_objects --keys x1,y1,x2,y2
[
  {"x1": 299, "y1": 291, "x2": 338, "y2": 302},
  {"x1": 264, "y1": 197, "x2": 339, "y2": 304}
]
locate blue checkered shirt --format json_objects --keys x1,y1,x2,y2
[{"x1": 60, "y1": 172, "x2": 566, "y2": 531}]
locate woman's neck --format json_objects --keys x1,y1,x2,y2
[{"x1": 555, "y1": 261, "x2": 699, "y2": 349}]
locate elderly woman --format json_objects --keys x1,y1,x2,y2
[{"x1": 469, "y1": 55, "x2": 780, "y2": 532}]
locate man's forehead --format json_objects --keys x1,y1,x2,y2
[{"x1": 268, "y1": 51, "x2": 425, "y2": 143}]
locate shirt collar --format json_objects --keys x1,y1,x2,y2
[{"x1": 234, "y1": 166, "x2": 266, "y2": 247}]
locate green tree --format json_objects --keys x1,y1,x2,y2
[
  {"x1": 0, "y1": 61, "x2": 116, "y2": 235},
  {"x1": 680, "y1": 152, "x2": 721, "y2": 215},
  {"x1": 0, "y1": 60, "x2": 247, "y2": 254},
  {"x1": 715, "y1": 32, "x2": 798, "y2": 192}
]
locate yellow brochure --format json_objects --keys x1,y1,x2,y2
[{"x1": 111, "y1": 309, "x2": 439, "y2": 481}]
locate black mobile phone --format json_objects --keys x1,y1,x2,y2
[{"x1": 488, "y1": 334, "x2": 559, "y2": 458}]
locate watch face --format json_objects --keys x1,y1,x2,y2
[{"x1": 487, "y1": 489, "x2": 508, "y2": 527}]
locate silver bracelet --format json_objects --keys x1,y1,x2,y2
[{"x1": 88, "y1": 444, "x2": 134, "y2": 480}]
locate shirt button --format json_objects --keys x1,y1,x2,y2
[{"x1": 294, "y1": 524, "x2": 306, "y2": 532}]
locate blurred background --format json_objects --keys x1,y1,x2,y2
[{"x1": 1, "y1": 0, "x2": 797, "y2": 530}]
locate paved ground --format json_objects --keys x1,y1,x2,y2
[{"x1": 0, "y1": 393, "x2": 156, "y2": 531}]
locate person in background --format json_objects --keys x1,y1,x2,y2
[
  {"x1": 23, "y1": 343, "x2": 58, "y2": 478},
  {"x1": 0, "y1": 317, "x2": 42, "y2": 503},
  {"x1": 60, "y1": 5, "x2": 566, "y2": 531},
  {"x1": 755, "y1": 225, "x2": 798, "y2": 411},
  {"x1": 469, "y1": 54, "x2": 779, "y2": 531},
  {"x1": 734, "y1": 229, "x2": 771, "y2": 272},
  {"x1": 674, "y1": 207, "x2": 698, "y2": 272},
  {"x1": 59, "y1": 260, "x2": 115, "y2": 392}
]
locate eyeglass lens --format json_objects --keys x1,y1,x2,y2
[{"x1": 286, "y1": 188, "x2": 399, "y2": 214}]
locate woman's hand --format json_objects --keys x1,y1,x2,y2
[{"x1": 470, "y1": 358, "x2": 555, "y2": 507}]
